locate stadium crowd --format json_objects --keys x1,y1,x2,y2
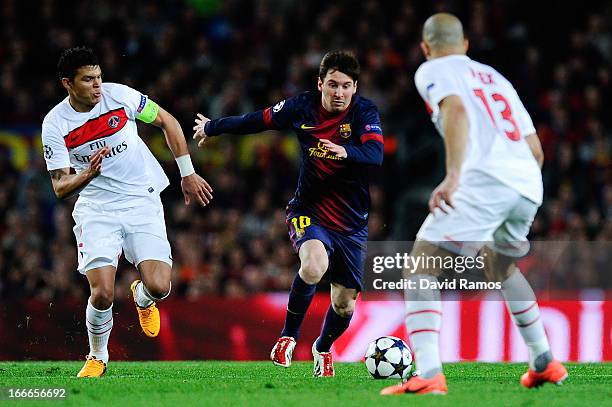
[{"x1": 0, "y1": 0, "x2": 610, "y2": 300}]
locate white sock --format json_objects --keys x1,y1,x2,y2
[
  {"x1": 86, "y1": 299, "x2": 113, "y2": 364},
  {"x1": 501, "y1": 269, "x2": 551, "y2": 370},
  {"x1": 135, "y1": 281, "x2": 155, "y2": 308},
  {"x1": 405, "y1": 275, "x2": 442, "y2": 378}
]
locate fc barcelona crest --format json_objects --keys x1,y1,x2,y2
[{"x1": 339, "y1": 123, "x2": 351, "y2": 138}]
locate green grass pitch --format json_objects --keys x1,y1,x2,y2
[{"x1": 0, "y1": 361, "x2": 610, "y2": 406}]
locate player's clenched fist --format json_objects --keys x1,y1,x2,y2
[
  {"x1": 181, "y1": 173, "x2": 213, "y2": 206},
  {"x1": 193, "y1": 113, "x2": 211, "y2": 147},
  {"x1": 319, "y1": 139, "x2": 347, "y2": 159},
  {"x1": 85, "y1": 146, "x2": 110, "y2": 179}
]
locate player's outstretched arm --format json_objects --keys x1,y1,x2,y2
[
  {"x1": 192, "y1": 109, "x2": 274, "y2": 147},
  {"x1": 429, "y1": 95, "x2": 469, "y2": 213},
  {"x1": 49, "y1": 146, "x2": 110, "y2": 199},
  {"x1": 151, "y1": 107, "x2": 213, "y2": 206}
]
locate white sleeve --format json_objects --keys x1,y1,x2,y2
[
  {"x1": 41, "y1": 118, "x2": 70, "y2": 171},
  {"x1": 513, "y1": 92, "x2": 537, "y2": 137},
  {"x1": 105, "y1": 83, "x2": 149, "y2": 120},
  {"x1": 414, "y1": 62, "x2": 462, "y2": 107}
]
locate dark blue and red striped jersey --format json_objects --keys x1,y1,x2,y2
[{"x1": 205, "y1": 91, "x2": 384, "y2": 234}]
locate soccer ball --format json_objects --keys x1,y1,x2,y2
[{"x1": 364, "y1": 336, "x2": 412, "y2": 379}]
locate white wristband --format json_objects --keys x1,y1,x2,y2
[{"x1": 175, "y1": 155, "x2": 195, "y2": 177}]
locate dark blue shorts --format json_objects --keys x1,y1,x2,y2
[{"x1": 286, "y1": 213, "x2": 368, "y2": 291}]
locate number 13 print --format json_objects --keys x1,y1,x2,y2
[{"x1": 473, "y1": 89, "x2": 521, "y2": 141}]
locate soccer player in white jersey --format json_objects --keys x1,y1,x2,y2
[
  {"x1": 41, "y1": 47, "x2": 213, "y2": 377},
  {"x1": 381, "y1": 14, "x2": 568, "y2": 395}
]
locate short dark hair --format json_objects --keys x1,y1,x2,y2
[
  {"x1": 57, "y1": 46, "x2": 99, "y2": 81},
  {"x1": 318, "y1": 50, "x2": 360, "y2": 83}
]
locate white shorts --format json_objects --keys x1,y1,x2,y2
[
  {"x1": 72, "y1": 198, "x2": 172, "y2": 274},
  {"x1": 416, "y1": 172, "x2": 540, "y2": 257}
]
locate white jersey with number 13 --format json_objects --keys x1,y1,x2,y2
[{"x1": 415, "y1": 55, "x2": 542, "y2": 205}]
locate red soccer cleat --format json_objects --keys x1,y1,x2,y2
[
  {"x1": 521, "y1": 360, "x2": 568, "y2": 388},
  {"x1": 270, "y1": 336, "x2": 296, "y2": 367},
  {"x1": 380, "y1": 373, "x2": 448, "y2": 395},
  {"x1": 312, "y1": 340, "x2": 335, "y2": 377}
]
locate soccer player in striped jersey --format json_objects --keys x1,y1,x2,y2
[
  {"x1": 381, "y1": 14, "x2": 567, "y2": 396},
  {"x1": 42, "y1": 47, "x2": 212, "y2": 377},
  {"x1": 193, "y1": 51, "x2": 384, "y2": 377}
]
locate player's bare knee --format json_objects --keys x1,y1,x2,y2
[
  {"x1": 481, "y1": 247, "x2": 515, "y2": 282},
  {"x1": 332, "y1": 300, "x2": 354, "y2": 318},
  {"x1": 139, "y1": 261, "x2": 172, "y2": 299},
  {"x1": 149, "y1": 285, "x2": 171, "y2": 300},
  {"x1": 331, "y1": 285, "x2": 357, "y2": 317},
  {"x1": 298, "y1": 240, "x2": 328, "y2": 283},
  {"x1": 144, "y1": 279, "x2": 171, "y2": 300},
  {"x1": 299, "y1": 258, "x2": 326, "y2": 284},
  {"x1": 90, "y1": 287, "x2": 114, "y2": 309}
]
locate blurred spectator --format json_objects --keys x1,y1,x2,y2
[{"x1": 0, "y1": 0, "x2": 610, "y2": 299}]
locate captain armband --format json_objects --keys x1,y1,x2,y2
[{"x1": 136, "y1": 98, "x2": 159, "y2": 123}]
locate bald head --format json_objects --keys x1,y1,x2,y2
[{"x1": 422, "y1": 13, "x2": 466, "y2": 55}]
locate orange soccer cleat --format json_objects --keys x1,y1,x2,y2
[
  {"x1": 380, "y1": 373, "x2": 448, "y2": 395},
  {"x1": 130, "y1": 280, "x2": 160, "y2": 338},
  {"x1": 521, "y1": 360, "x2": 568, "y2": 388},
  {"x1": 76, "y1": 355, "x2": 107, "y2": 378}
]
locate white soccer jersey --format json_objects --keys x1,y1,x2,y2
[
  {"x1": 41, "y1": 83, "x2": 169, "y2": 208},
  {"x1": 414, "y1": 55, "x2": 543, "y2": 205}
]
